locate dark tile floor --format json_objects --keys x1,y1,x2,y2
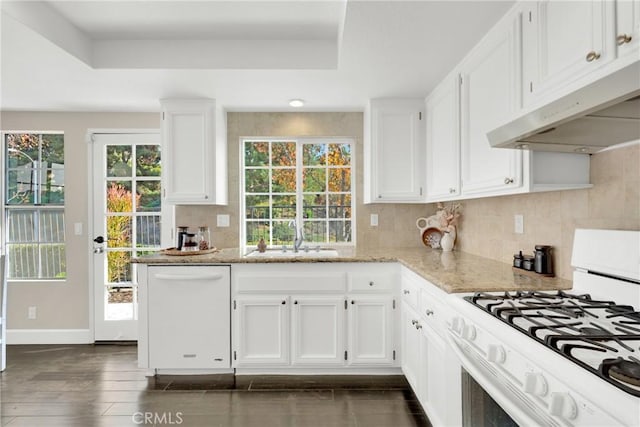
[{"x1": 1, "y1": 345, "x2": 431, "y2": 427}]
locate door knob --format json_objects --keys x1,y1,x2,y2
[
  {"x1": 585, "y1": 51, "x2": 601, "y2": 62},
  {"x1": 616, "y1": 34, "x2": 632, "y2": 45},
  {"x1": 93, "y1": 236, "x2": 105, "y2": 244}
]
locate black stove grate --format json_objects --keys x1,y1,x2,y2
[{"x1": 464, "y1": 291, "x2": 640, "y2": 397}]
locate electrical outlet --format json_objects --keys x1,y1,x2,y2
[
  {"x1": 514, "y1": 214, "x2": 524, "y2": 234},
  {"x1": 217, "y1": 214, "x2": 230, "y2": 227},
  {"x1": 28, "y1": 306, "x2": 37, "y2": 319},
  {"x1": 370, "y1": 214, "x2": 379, "y2": 227}
]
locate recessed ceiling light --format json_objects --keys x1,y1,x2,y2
[{"x1": 289, "y1": 99, "x2": 304, "y2": 107}]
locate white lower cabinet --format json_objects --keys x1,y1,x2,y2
[
  {"x1": 234, "y1": 296, "x2": 290, "y2": 366},
  {"x1": 401, "y1": 266, "x2": 462, "y2": 427},
  {"x1": 291, "y1": 296, "x2": 345, "y2": 366},
  {"x1": 232, "y1": 263, "x2": 398, "y2": 370},
  {"x1": 347, "y1": 296, "x2": 395, "y2": 366},
  {"x1": 419, "y1": 322, "x2": 451, "y2": 427},
  {"x1": 401, "y1": 303, "x2": 422, "y2": 392},
  {"x1": 146, "y1": 265, "x2": 231, "y2": 369}
]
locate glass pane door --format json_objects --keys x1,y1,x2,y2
[{"x1": 92, "y1": 133, "x2": 161, "y2": 341}]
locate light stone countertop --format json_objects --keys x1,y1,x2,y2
[{"x1": 133, "y1": 246, "x2": 572, "y2": 294}]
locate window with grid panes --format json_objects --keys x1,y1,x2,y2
[
  {"x1": 242, "y1": 139, "x2": 354, "y2": 248},
  {"x1": 3, "y1": 133, "x2": 66, "y2": 280}
]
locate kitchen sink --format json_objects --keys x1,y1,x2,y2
[{"x1": 245, "y1": 248, "x2": 340, "y2": 258}]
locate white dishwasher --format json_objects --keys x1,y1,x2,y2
[{"x1": 148, "y1": 265, "x2": 230, "y2": 369}]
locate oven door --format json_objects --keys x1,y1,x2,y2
[{"x1": 446, "y1": 320, "x2": 562, "y2": 427}]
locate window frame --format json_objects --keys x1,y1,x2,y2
[
  {"x1": 3, "y1": 131, "x2": 66, "y2": 282},
  {"x1": 240, "y1": 137, "x2": 356, "y2": 250}
]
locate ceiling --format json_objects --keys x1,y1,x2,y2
[{"x1": 1, "y1": 0, "x2": 514, "y2": 113}]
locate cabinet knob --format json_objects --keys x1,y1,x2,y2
[
  {"x1": 449, "y1": 188, "x2": 456, "y2": 194},
  {"x1": 282, "y1": 300, "x2": 286, "y2": 305},
  {"x1": 411, "y1": 319, "x2": 418, "y2": 325},
  {"x1": 617, "y1": 34, "x2": 632, "y2": 45},
  {"x1": 378, "y1": 194, "x2": 382, "y2": 199},
  {"x1": 415, "y1": 323, "x2": 422, "y2": 330},
  {"x1": 294, "y1": 300, "x2": 298, "y2": 305},
  {"x1": 351, "y1": 300, "x2": 355, "y2": 304},
  {"x1": 504, "y1": 177, "x2": 514, "y2": 185},
  {"x1": 369, "y1": 281, "x2": 374, "y2": 286},
  {"x1": 425, "y1": 309, "x2": 434, "y2": 316},
  {"x1": 585, "y1": 51, "x2": 601, "y2": 62},
  {"x1": 403, "y1": 289, "x2": 410, "y2": 295}
]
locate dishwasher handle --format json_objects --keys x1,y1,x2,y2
[{"x1": 153, "y1": 273, "x2": 225, "y2": 281}]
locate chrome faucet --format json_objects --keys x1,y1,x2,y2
[{"x1": 288, "y1": 219, "x2": 304, "y2": 252}]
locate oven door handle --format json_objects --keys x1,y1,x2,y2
[{"x1": 445, "y1": 328, "x2": 560, "y2": 427}]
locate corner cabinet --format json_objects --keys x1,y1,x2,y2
[
  {"x1": 364, "y1": 98, "x2": 425, "y2": 203},
  {"x1": 161, "y1": 98, "x2": 228, "y2": 205}
]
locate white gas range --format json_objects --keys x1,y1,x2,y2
[{"x1": 447, "y1": 229, "x2": 640, "y2": 426}]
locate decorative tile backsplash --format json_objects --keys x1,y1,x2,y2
[{"x1": 177, "y1": 112, "x2": 639, "y2": 281}]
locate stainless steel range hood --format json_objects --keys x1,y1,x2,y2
[{"x1": 488, "y1": 61, "x2": 640, "y2": 153}]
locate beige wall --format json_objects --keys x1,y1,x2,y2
[
  {"x1": 456, "y1": 142, "x2": 640, "y2": 280},
  {"x1": 176, "y1": 112, "x2": 433, "y2": 250},
  {"x1": 1, "y1": 112, "x2": 159, "y2": 330}
]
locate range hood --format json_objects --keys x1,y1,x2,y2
[{"x1": 488, "y1": 61, "x2": 640, "y2": 153}]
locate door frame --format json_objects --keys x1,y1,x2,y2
[{"x1": 86, "y1": 129, "x2": 172, "y2": 341}]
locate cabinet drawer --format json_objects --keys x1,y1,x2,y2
[
  {"x1": 400, "y1": 275, "x2": 420, "y2": 310},
  {"x1": 348, "y1": 273, "x2": 395, "y2": 292},
  {"x1": 234, "y1": 264, "x2": 346, "y2": 293}
]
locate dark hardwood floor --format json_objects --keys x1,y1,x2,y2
[{"x1": 1, "y1": 345, "x2": 431, "y2": 426}]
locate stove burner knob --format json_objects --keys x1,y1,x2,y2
[
  {"x1": 451, "y1": 317, "x2": 465, "y2": 335},
  {"x1": 523, "y1": 372, "x2": 548, "y2": 397},
  {"x1": 549, "y1": 392, "x2": 577, "y2": 420},
  {"x1": 462, "y1": 325, "x2": 477, "y2": 341},
  {"x1": 487, "y1": 344, "x2": 506, "y2": 364}
]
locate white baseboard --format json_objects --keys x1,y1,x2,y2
[{"x1": 7, "y1": 329, "x2": 93, "y2": 344}]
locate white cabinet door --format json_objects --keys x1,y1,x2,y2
[
  {"x1": 616, "y1": 0, "x2": 640, "y2": 60},
  {"x1": 366, "y1": 98, "x2": 425, "y2": 203},
  {"x1": 161, "y1": 98, "x2": 227, "y2": 205},
  {"x1": 419, "y1": 324, "x2": 450, "y2": 427},
  {"x1": 460, "y1": 14, "x2": 523, "y2": 196},
  {"x1": 426, "y1": 77, "x2": 461, "y2": 201},
  {"x1": 522, "y1": 1, "x2": 616, "y2": 106},
  {"x1": 347, "y1": 296, "x2": 395, "y2": 366},
  {"x1": 148, "y1": 266, "x2": 230, "y2": 369},
  {"x1": 401, "y1": 303, "x2": 422, "y2": 397},
  {"x1": 291, "y1": 296, "x2": 345, "y2": 366},
  {"x1": 234, "y1": 296, "x2": 290, "y2": 366}
]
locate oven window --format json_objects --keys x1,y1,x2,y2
[{"x1": 462, "y1": 369, "x2": 518, "y2": 427}]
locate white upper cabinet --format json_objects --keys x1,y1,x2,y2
[
  {"x1": 522, "y1": 1, "x2": 616, "y2": 107},
  {"x1": 460, "y1": 14, "x2": 524, "y2": 197},
  {"x1": 364, "y1": 98, "x2": 425, "y2": 203},
  {"x1": 616, "y1": 0, "x2": 640, "y2": 59},
  {"x1": 425, "y1": 76, "x2": 461, "y2": 201},
  {"x1": 161, "y1": 98, "x2": 228, "y2": 205}
]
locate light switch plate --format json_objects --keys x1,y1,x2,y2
[
  {"x1": 74, "y1": 222, "x2": 83, "y2": 235},
  {"x1": 514, "y1": 214, "x2": 524, "y2": 234},
  {"x1": 370, "y1": 214, "x2": 379, "y2": 227},
  {"x1": 217, "y1": 214, "x2": 230, "y2": 227}
]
